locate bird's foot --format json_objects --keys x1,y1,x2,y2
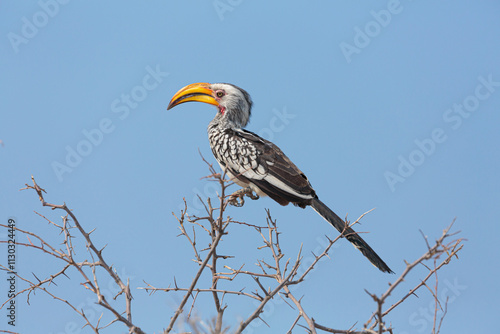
[
  {"x1": 247, "y1": 190, "x2": 259, "y2": 201},
  {"x1": 229, "y1": 194, "x2": 245, "y2": 207},
  {"x1": 228, "y1": 187, "x2": 259, "y2": 207}
]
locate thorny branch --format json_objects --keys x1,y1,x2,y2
[
  {"x1": 0, "y1": 176, "x2": 144, "y2": 334},
  {"x1": 362, "y1": 221, "x2": 463, "y2": 333},
  {"x1": 1, "y1": 158, "x2": 464, "y2": 333}
]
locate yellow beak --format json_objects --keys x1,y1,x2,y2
[{"x1": 167, "y1": 82, "x2": 218, "y2": 110}]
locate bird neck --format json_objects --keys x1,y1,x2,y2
[{"x1": 209, "y1": 112, "x2": 243, "y2": 131}]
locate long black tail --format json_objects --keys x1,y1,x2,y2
[{"x1": 310, "y1": 198, "x2": 393, "y2": 273}]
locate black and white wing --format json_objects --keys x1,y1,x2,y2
[{"x1": 211, "y1": 128, "x2": 316, "y2": 208}]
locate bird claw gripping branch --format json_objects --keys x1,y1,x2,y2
[{"x1": 228, "y1": 187, "x2": 260, "y2": 207}]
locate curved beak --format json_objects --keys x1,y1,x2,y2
[{"x1": 167, "y1": 82, "x2": 218, "y2": 110}]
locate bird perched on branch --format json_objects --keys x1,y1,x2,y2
[{"x1": 167, "y1": 82, "x2": 393, "y2": 273}]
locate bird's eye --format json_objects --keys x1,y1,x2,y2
[{"x1": 216, "y1": 91, "x2": 224, "y2": 98}]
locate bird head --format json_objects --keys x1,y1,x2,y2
[{"x1": 167, "y1": 82, "x2": 253, "y2": 128}]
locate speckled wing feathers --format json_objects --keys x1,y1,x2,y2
[{"x1": 208, "y1": 127, "x2": 316, "y2": 207}]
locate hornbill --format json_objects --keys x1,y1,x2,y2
[{"x1": 167, "y1": 82, "x2": 393, "y2": 273}]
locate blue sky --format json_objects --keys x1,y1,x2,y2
[{"x1": 1, "y1": 1, "x2": 499, "y2": 333}]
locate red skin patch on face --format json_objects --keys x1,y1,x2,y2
[{"x1": 214, "y1": 90, "x2": 225, "y2": 114}]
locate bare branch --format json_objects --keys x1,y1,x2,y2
[
  {"x1": 364, "y1": 220, "x2": 463, "y2": 332},
  {"x1": 5, "y1": 176, "x2": 145, "y2": 334}
]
